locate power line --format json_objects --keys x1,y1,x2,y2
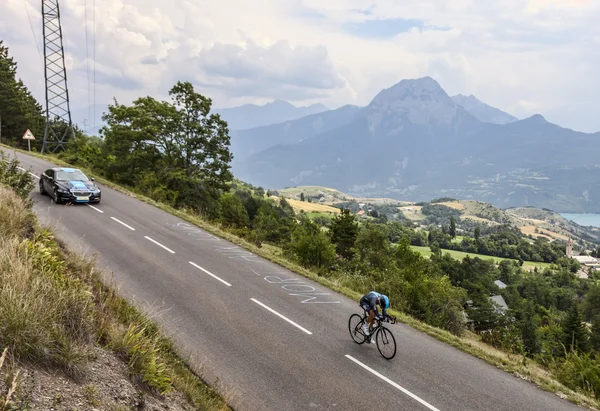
[
  {"x1": 93, "y1": 0, "x2": 96, "y2": 134},
  {"x1": 84, "y1": 0, "x2": 91, "y2": 134},
  {"x1": 22, "y1": 0, "x2": 43, "y2": 64}
]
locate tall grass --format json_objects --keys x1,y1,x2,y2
[
  {"x1": 0, "y1": 180, "x2": 230, "y2": 409},
  {"x1": 0, "y1": 187, "x2": 94, "y2": 377}
]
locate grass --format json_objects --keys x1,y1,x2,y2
[
  {"x1": 0, "y1": 184, "x2": 230, "y2": 410},
  {"x1": 281, "y1": 198, "x2": 341, "y2": 214},
  {"x1": 399, "y1": 205, "x2": 425, "y2": 220},
  {"x1": 1, "y1": 144, "x2": 598, "y2": 410},
  {"x1": 410, "y1": 245, "x2": 553, "y2": 270},
  {"x1": 520, "y1": 225, "x2": 569, "y2": 241},
  {"x1": 437, "y1": 201, "x2": 466, "y2": 210}
]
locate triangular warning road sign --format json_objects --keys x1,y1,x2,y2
[{"x1": 22, "y1": 129, "x2": 35, "y2": 140}]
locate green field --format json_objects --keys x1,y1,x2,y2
[{"x1": 410, "y1": 246, "x2": 553, "y2": 270}]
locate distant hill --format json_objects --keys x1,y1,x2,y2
[
  {"x1": 451, "y1": 94, "x2": 517, "y2": 124},
  {"x1": 233, "y1": 76, "x2": 600, "y2": 213},
  {"x1": 230, "y1": 105, "x2": 362, "y2": 162},
  {"x1": 214, "y1": 100, "x2": 329, "y2": 130}
]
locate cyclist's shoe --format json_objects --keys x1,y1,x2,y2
[
  {"x1": 362, "y1": 324, "x2": 370, "y2": 335},
  {"x1": 370, "y1": 338, "x2": 376, "y2": 344}
]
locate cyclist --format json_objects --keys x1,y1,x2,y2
[{"x1": 359, "y1": 291, "x2": 390, "y2": 340}]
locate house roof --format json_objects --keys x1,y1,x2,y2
[
  {"x1": 490, "y1": 295, "x2": 509, "y2": 311},
  {"x1": 573, "y1": 255, "x2": 599, "y2": 264},
  {"x1": 494, "y1": 280, "x2": 507, "y2": 289}
]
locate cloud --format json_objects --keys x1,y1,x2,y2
[
  {"x1": 1, "y1": 0, "x2": 600, "y2": 133},
  {"x1": 343, "y1": 18, "x2": 426, "y2": 39},
  {"x1": 194, "y1": 39, "x2": 345, "y2": 99}
]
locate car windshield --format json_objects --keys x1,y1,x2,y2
[{"x1": 55, "y1": 170, "x2": 89, "y2": 181}]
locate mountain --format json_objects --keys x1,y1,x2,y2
[
  {"x1": 214, "y1": 100, "x2": 329, "y2": 130},
  {"x1": 230, "y1": 104, "x2": 362, "y2": 162},
  {"x1": 451, "y1": 94, "x2": 517, "y2": 124},
  {"x1": 233, "y1": 77, "x2": 600, "y2": 213}
]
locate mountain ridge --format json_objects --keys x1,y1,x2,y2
[
  {"x1": 214, "y1": 100, "x2": 329, "y2": 130},
  {"x1": 232, "y1": 77, "x2": 600, "y2": 213}
]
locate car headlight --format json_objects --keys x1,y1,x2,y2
[{"x1": 57, "y1": 186, "x2": 70, "y2": 193}]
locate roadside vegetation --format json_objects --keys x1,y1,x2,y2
[
  {"x1": 2, "y1": 41, "x2": 600, "y2": 408},
  {"x1": 0, "y1": 154, "x2": 229, "y2": 409}
]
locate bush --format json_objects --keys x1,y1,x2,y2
[
  {"x1": 287, "y1": 219, "x2": 335, "y2": 269},
  {"x1": 0, "y1": 152, "x2": 34, "y2": 200},
  {"x1": 555, "y1": 351, "x2": 600, "y2": 399}
]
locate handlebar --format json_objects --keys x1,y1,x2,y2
[{"x1": 375, "y1": 314, "x2": 397, "y2": 325}]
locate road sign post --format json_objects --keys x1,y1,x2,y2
[{"x1": 22, "y1": 129, "x2": 35, "y2": 151}]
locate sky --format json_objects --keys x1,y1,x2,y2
[{"x1": 1, "y1": 0, "x2": 599, "y2": 133}]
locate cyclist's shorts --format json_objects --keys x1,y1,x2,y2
[{"x1": 360, "y1": 295, "x2": 377, "y2": 313}]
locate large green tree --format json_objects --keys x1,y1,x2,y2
[
  {"x1": 100, "y1": 81, "x2": 233, "y2": 211},
  {"x1": 0, "y1": 41, "x2": 44, "y2": 148}
]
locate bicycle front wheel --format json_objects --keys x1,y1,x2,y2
[
  {"x1": 376, "y1": 327, "x2": 397, "y2": 359},
  {"x1": 348, "y1": 314, "x2": 367, "y2": 344}
]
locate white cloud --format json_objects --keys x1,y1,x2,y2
[{"x1": 1, "y1": 0, "x2": 600, "y2": 132}]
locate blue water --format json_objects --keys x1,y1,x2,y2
[{"x1": 560, "y1": 213, "x2": 600, "y2": 228}]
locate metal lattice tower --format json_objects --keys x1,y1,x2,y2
[{"x1": 41, "y1": 0, "x2": 74, "y2": 153}]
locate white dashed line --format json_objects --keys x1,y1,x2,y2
[
  {"x1": 344, "y1": 355, "x2": 441, "y2": 411},
  {"x1": 110, "y1": 217, "x2": 135, "y2": 231},
  {"x1": 144, "y1": 236, "x2": 175, "y2": 254},
  {"x1": 86, "y1": 204, "x2": 104, "y2": 213},
  {"x1": 189, "y1": 262, "x2": 232, "y2": 287},
  {"x1": 250, "y1": 298, "x2": 313, "y2": 335},
  {"x1": 17, "y1": 166, "x2": 39, "y2": 179}
]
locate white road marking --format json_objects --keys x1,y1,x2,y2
[
  {"x1": 144, "y1": 236, "x2": 176, "y2": 254},
  {"x1": 110, "y1": 217, "x2": 136, "y2": 231},
  {"x1": 86, "y1": 204, "x2": 104, "y2": 213},
  {"x1": 189, "y1": 262, "x2": 232, "y2": 287},
  {"x1": 344, "y1": 355, "x2": 441, "y2": 411},
  {"x1": 17, "y1": 166, "x2": 39, "y2": 179},
  {"x1": 250, "y1": 298, "x2": 313, "y2": 335}
]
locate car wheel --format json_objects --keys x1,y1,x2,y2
[
  {"x1": 39, "y1": 182, "x2": 46, "y2": 195},
  {"x1": 53, "y1": 188, "x2": 62, "y2": 204}
]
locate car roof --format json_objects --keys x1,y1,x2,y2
[{"x1": 53, "y1": 167, "x2": 83, "y2": 173}]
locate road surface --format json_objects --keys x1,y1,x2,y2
[{"x1": 3, "y1": 148, "x2": 585, "y2": 411}]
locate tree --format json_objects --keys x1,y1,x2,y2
[
  {"x1": 521, "y1": 302, "x2": 540, "y2": 355},
  {"x1": 219, "y1": 193, "x2": 249, "y2": 228},
  {"x1": 100, "y1": 81, "x2": 234, "y2": 210},
  {"x1": 300, "y1": 192, "x2": 305, "y2": 202},
  {"x1": 590, "y1": 315, "x2": 600, "y2": 352},
  {"x1": 0, "y1": 41, "x2": 44, "y2": 149},
  {"x1": 329, "y1": 208, "x2": 359, "y2": 259},
  {"x1": 562, "y1": 304, "x2": 590, "y2": 353},
  {"x1": 288, "y1": 219, "x2": 335, "y2": 269},
  {"x1": 474, "y1": 225, "x2": 481, "y2": 240},
  {"x1": 449, "y1": 216, "x2": 457, "y2": 239}
]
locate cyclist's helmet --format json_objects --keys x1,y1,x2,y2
[{"x1": 379, "y1": 294, "x2": 390, "y2": 310}]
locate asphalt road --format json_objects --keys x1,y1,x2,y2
[{"x1": 3, "y1": 148, "x2": 585, "y2": 411}]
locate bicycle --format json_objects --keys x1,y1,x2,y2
[{"x1": 348, "y1": 310, "x2": 397, "y2": 360}]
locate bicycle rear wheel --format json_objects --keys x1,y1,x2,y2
[
  {"x1": 348, "y1": 314, "x2": 367, "y2": 344},
  {"x1": 376, "y1": 327, "x2": 397, "y2": 359}
]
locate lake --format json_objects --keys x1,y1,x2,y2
[{"x1": 560, "y1": 213, "x2": 600, "y2": 228}]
